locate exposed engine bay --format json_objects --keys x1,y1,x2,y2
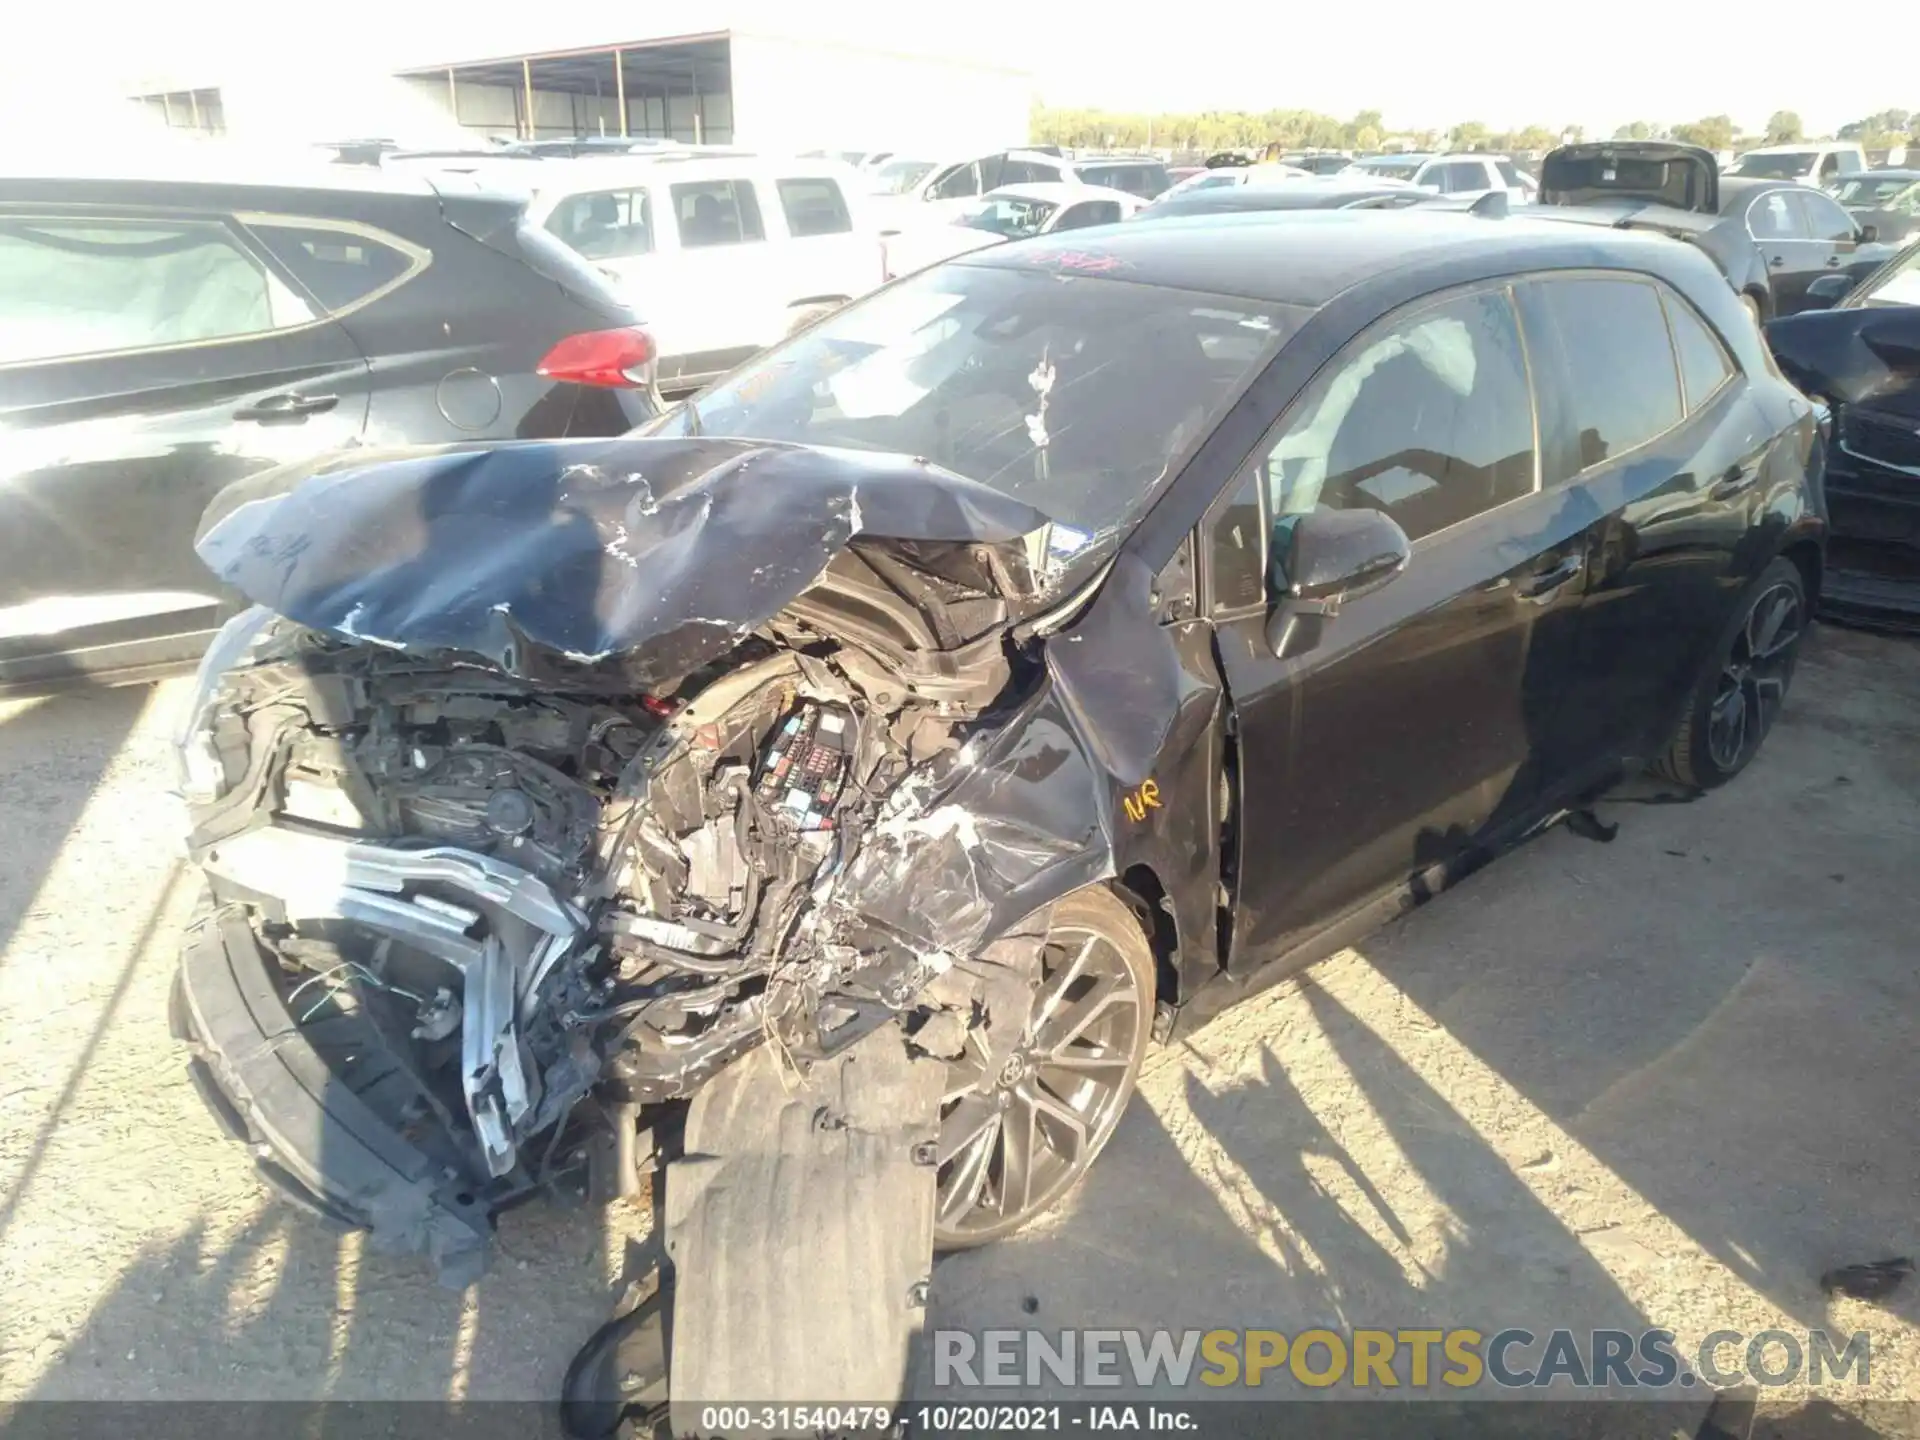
[{"x1": 177, "y1": 610, "x2": 1048, "y2": 1281}]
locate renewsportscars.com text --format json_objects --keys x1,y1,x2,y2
[{"x1": 933, "y1": 1327, "x2": 1872, "y2": 1391}]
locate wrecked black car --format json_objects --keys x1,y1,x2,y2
[
  {"x1": 172, "y1": 213, "x2": 1827, "y2": 1302},
  {"x1": 1768, "y1": 239, "x2": 1920, "y2": 629}
]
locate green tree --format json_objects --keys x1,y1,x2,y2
[
  {"x1": 1613, "y1": 120, "x2": 1661, "y2": 140},
  {"x1": 1765, "y1": 110, "x2": 1804, "y2": 144},
  {"x1": 1449, "y1": 120, "x2": 1490, "y2": 151},
  {"x1": 1671, "y1": 114, "x2": 1737, "y2": 151}
]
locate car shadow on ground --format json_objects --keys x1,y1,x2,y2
[{"x1": 1372, "y1": 625, "x2": 1920, "y2": 1331}]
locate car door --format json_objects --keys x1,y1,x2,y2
[
  {"x1": 1202, "y1": 282, "x2": 1589, "y2": 963},
  {"x1": 1747, "y1": 187, "x2": 1822, "y2": 314},
  {"x1": 1508, "y1": 272, "x2": 1759, "y2": 780},
  {"x1": 769, "y1": 174, "x2": 876, "y2": 316},
  {"x1": 661, "y1": 175, "x2": 779, "y2": 378},
  {"x1": 0, "y1": 207, "x2": 370, "y2": 689},
  {"x1": 1796, "y1": 187, "x2": 1881, "y2": 286}
]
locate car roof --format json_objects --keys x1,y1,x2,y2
[
  {"x1": 1847, "y1": 169, "x2": 1920, "y2": 183},
  {"x1": 0, "y1": 137, "x2": 443, "y2": 197},
  {"x1": 1147, "y1": 183, "x2": 1413, "y2": 214},
  {"x1": 522, "y1": 152, "x2": 858, "y2": 196},
  {"x1": 960, "y1": 208, "x2": 1696, "y2": 308},
  {"x1": 983, "y1": 182, "x2": 1138, "y2": 204},
  {"x1": 1737, "y1": 143, "x2": 1842, "y2": 156},
  {"x1": 1717, "y1": 176, "x2": 1810, "y2": 207}
]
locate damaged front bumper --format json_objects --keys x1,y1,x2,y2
[{"x1": 171, "y1": 437, "x2": 1125, "y2": 1283}]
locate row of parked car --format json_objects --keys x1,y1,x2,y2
[{"x1": 2, "y1": 132, "x2": 1917, "y2": 697}]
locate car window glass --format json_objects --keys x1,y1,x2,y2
[
  {"x1": 1206, "y1": 467, "x2": 1266, "y2": 615},
  {"x1": 1258, "y1": 287, "x2": 1536, "y2": 555},
  {"x1": 0, "y1": 214, "x2": 314, "y2": 365},
  {"x1": 977, "y1": 155, "x2": 1007, "y2": 191},
  {"x1": 1660, "y1": 289, "x2": 1735, "y2": 410},
  {"x1": 1747, "y1": 191, "x2": 1806, "y2": 241},
  {"x1": 775, "y1": 177, "x2": 853, "y2": 237},
  {"x1": 1796, "y1": 191, "x2": 1854, "y2": 242},
  {"x1": 671, "y1": 180, "x2": 765, "y2": 248},
  {"x1": 545, "y1": 189, "x2": 655, "y2": 259},
  {"x1": 931, "y1": 163, "x2": 980, "y2": 201},
  {"x1": 1054, "y1": 201, "x2": 1123, "y2": 231},
  {"x1": 670, "y1": 264, "x2": 1299, "y2": 543},
  {"x1": 1860, "y1": 246, "x2": 1920, "y2": 307},
  {"x1": 1519, "y1": 277, "x2": 1682, "y2": 480},
  {"x1": 1819, "y1": 154, "x2": 1839, "y2": 179},
  {"x1": 247, "y1": 222, "x2": 416, "y2": 310}
]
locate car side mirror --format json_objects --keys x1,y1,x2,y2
[
  {"x1": 1263, "y1": 509, "x2": 1412, "y2": 660},
  {"x1": 1857, "y1": 222, "x2": 1879, "y2": 244},
  {"x1": 1805, "y1": 272, "x2": 1857, "y2": 308}
]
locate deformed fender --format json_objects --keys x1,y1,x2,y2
[{"x1": 822, "y1": 551, "x2": 1229, "y2": 1021}]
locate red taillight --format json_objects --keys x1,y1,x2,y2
[{"x1": 536, "y1": 326, "x2": 656, "y2": 388}]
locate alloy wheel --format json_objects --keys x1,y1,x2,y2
[
  {"x1": 933, "y1": 914, "x2": 1146, "y2": 1245},
  {"x1": 1707, "y1": 580, "x2": 1804, "y2": 773}
]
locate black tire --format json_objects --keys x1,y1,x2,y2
[
  {"x1": 932, "y1": 885, "x2": 1155, "y2": 1249},
  {"x1": 1655, "y1": 557, "x2": 1807, "y2": 789}
]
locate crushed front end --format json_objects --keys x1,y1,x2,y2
[{"x1": 170, "y1": 436, "x2": 1114, "y2": 1283}]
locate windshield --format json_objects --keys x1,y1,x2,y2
[
  {"x1": 1858, "y1": 243, "x2": 1920, "y2": 309},
  {"x1": 1729, "y1": 151, "x2": 1817, "y2": 178},
  {"x1": 872, "y1": 160, "x2": 937, "y2": 195},
  {"x1": 642, "y1": 261, "x2": 1302, "y2": 542},
  {"x1": 958, "y1": 196, "x2": 1060, "y2": 237}
]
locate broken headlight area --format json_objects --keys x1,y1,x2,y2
[{"x1": 176, "y1": 626, "x2": 1036, "y2": 1274}]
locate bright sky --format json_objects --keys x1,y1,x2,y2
[{"x1": 6, "y1": 0, "x2": 1908, "y2": 141}]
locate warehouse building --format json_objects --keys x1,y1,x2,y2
[{"x1": 117, "y1": 15, "x2": 1034, "y2": 159}]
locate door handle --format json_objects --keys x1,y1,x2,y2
[
  {"x1": 1824, "y1": 256, "x2": 1841, "y2": 268},
  {"x1": 1711, "y1": 462, "x2": 1761, "y2": 500},
  {"x1": 1768, "y1": 255, "x2": 1785, "y2": 267},
  {"x1": 234, "y1": 393, "x2": 338, "y2": 423},
  {"x1": 1514, "y1": 552, "x2": 1584, "y2": 602}
]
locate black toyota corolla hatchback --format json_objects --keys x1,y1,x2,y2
[{"x1": 173, "y1": 210, "x2": 1824, "y2": 1285}]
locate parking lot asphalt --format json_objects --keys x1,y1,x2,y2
[{"x1": 0, "y1": 625, "x2": 1914, "y2": 1432}]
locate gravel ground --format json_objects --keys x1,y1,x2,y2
[{"x1": 0, "y1": 625, "x2": 1915, "y2": 1431}]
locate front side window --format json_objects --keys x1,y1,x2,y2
[
  {"x1": 776, "y1": 178, "x2": 853, "y2": 237},
  {"x1": 1660, "y1": 288, "x2": 1736, "y2": 410},
  {"x1": 1257, "y1": 287, "x2": 1537, "y2": 554},
  {"x1": 671, "y1": 180, "x2": 765, "y2": 248},
  {"x1": 0, "y1": 214, "x2": 313, "y2": 365},
  {"x1": 545, "y1": 189, "x2": 655, "y2": 259},
  {"x1": 1747, "y1": 190, "x2": 1806, "y2": 241},
  {"x1": 1797, "y1": 192, "x2": 1856, "y2": 243},
  {"x1": 931, "y1": 163, "x2": 982, "y2": 201},
  {"x1": 1518, "y1": 277, "x2": 1682, "y2": 479},
  {"x1": 649, "y1": 263, "x2": 1302, "y2": 548},
  {"x1": 873, "y1": 160, "x2": 936, "y2": 195}
]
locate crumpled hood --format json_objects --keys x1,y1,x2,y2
[{"x1": 195, "y1": 436, "x2": 1056, "y2": 682}]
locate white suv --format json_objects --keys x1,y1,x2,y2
[
  {"x1": 527, "y1": 155, "x2": 884, "y2": 393},
  {"x1": 1404, "y1": 154, "x2": 1537, "y2": 202}
]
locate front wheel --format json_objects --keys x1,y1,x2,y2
[
  {"x1": 1655, "y1": 557, "x2": 1807, "y2": 789},
  {"x1": 932, "y1": 886, "x2": 1155, "y2": 1248}
]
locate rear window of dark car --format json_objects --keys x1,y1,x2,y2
[{"x1": 247, "y1": 222, "x2": 420, "y2": 310}]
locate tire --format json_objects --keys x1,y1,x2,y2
[
  {"x1": 1654, "y1": 556, "x2": 1807, "y2": 789},
  {"x1": 932, "y1": 885, "x2": 1155, "y2": 1249}
]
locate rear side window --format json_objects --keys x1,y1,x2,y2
[
  {"x1": 775, "y1": 178, "x2": 853, "y2": 237},
  {"x1": 671, "y1": 180, "x2": 765, "y2": 248},
  {"x1": 246, "y1": 221, "x2": 419, "y2": 310},
  {"x1": 1054, "y1": 200, "x2": 1124, "y2": 231},
  {"x1": 544, "y1": 189, "x2": 654, "y2": 260},
  {"x1": 1518, "y1": 277, "x2": 1683, "y2": 480},
  {"x1": 0, "y1": 214, "x2": 313, "y2": 365},
  {"x1": 1747, "y1": 191, "x2": 1805, "y2": 241},
  {"x1": 1258, "y1": 287, "x2": 1537, "y2": 548},
  {"x1": 1661, "y1": 290, "x2": 1735, "y2": 410}
]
